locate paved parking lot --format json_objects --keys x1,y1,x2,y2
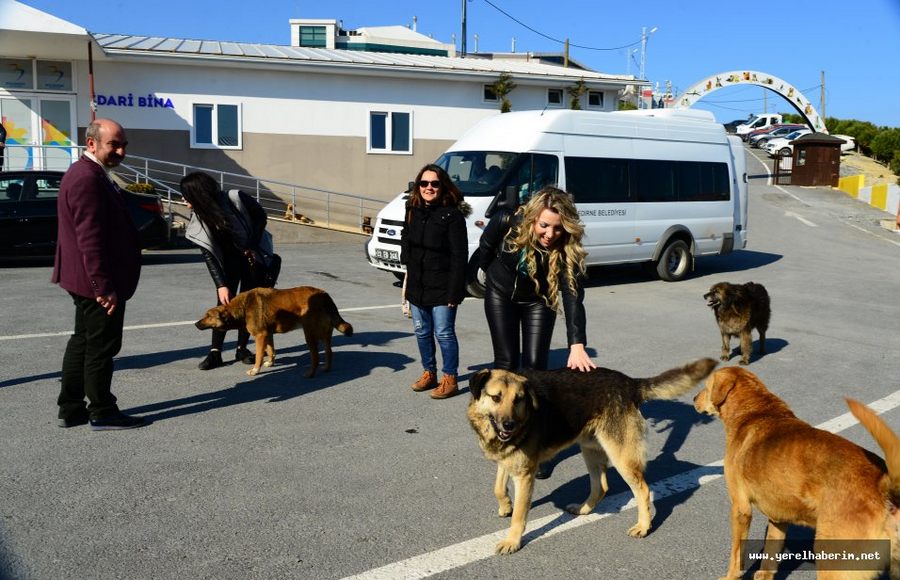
[{"x1": 1, "y1": 154, "x2": 899, "y2": 579}]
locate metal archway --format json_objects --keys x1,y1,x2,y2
[{"x1": 674, "y1": 70, "x2": 827, "y2": 133}]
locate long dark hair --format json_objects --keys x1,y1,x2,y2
[
  {"x1": 179, "y1": 172, "x2": 233, "y2": 238},
  {"x1": 407, "y1": 164, "x2": 462, "y2": 209}
]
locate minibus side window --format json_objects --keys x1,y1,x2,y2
[
  {"x1": 634, "y1": 160, "x2": 676, "y2": 202},
  {"x1": 564, "y1": 156, "x2": 631, "y2": 203},
  {"x1": 674, "y1": 162, "x2": 730, "y2": 201},
  {"x1": 511, "y1": 154, "x2": 559, "y2": 203}
]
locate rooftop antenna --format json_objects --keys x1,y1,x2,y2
[
  {"x1": 460, "y1": 0, "x2": 467, "y2": 57},
  {"x1": 412, "y1": 16, "x2": 417, "y2": 32},
  {"x1": 511, "y1": 36, "x2": 516, "y2": 53}
]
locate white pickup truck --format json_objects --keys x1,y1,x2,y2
[{"x1": 736, "y1": 113, "x2": 783, "y2": 140}]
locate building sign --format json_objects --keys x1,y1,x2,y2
[
  {"x1": 0, "y1": 58, "x2": 34, "y2": 90},
  {"x1": 96, "y1": 93, "x2": 175, "y2": 109},
  {"x1": 36, "y1": 60, "x2": 73, "y2": 91}
]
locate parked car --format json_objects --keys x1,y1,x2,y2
[
  {"x1": 765, "y1": 129, "x2": 813, "y2": 156},
  {"x1": 832, "y1": 134, "x2": 856, "y2": 154},
  {"x1": 736, "y1": 113, "x2": 783, "y2": 140},
  {"x1": 723, "y1": 116, "x2": 753, "y2": 133},
  {"x1": 749, "y1": 124, "x2": 806, "y2": 148},
  {"x1": 0, "y1": 170, "x2": 169, "y2": 258}
]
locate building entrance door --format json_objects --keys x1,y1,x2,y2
[{"x1": 0, "y1": 94, "x2": 76, "y2": 170}]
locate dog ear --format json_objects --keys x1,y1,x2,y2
[
  {"x1": 469, "y1": 370, "x2": 491, "y2": 399},
  {"x1": 709, "y1": 369, "x2": 738, "y2": 407}
]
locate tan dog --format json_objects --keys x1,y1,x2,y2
[
  {"x1": 704, "y1": 281, "x2": 770, "y2": 365},
  {"x1": 468, "y1": 358, "x2": 717, "y2": 554},
  {"x1": 195, "y1": 286, "x2": 353, "y2": 377},
  {"x1": 694, "y1": 366, "x2": 899, "y2": 579}
]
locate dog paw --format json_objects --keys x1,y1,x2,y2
[
  {"x1": 494, "y1": 538, "x2": 521, "y2": 555},
  {"x1": 626, "y1": 523, "x2": 649, "y2": 538},
  {"x1": 751, "y1": 571, "x2": 775, "y2": 580},
  {"x1": 497, "y1": 500, "x2": 512, "y2": 518},
  {"x1": 262, "y1": 359, "x2": 273, "y2": 368},
  {"x1": 739, "y1": 360, "x2": 749, "y2": 366},
  {"x1": 247, "y1": 368, "x2": 259, "y2": 376},
  {"x1": 304, "y1": 369, "x2": 316, "y2": 378},
  {"x1": 565, "y1": 503, "x2": 593, "y2": 516},
  {"x1": 720, "y1": 354, "x2": 730, "y2": 361}
]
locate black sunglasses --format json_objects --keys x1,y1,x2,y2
[{"x1": 418, "y1": 180, "x2": 441, "y2": 188}]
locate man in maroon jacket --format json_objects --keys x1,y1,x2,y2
[{"x1": 51, "y1": 118, "x2": 146, "y2": 430}]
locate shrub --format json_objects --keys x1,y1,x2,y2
[{"x1": 125, "y1": 182, "x2": 157, "y2": 194}]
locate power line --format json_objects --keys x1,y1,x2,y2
[{"x1": 481, "y1": 0, "x2": 642, "y2": 51}]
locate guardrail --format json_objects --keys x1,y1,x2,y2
[{"x1": 1, "y1": 144, "x2": 384, "y2": 234}]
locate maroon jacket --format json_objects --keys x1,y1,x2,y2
[{"x1": 51, "y1": 155, "x2": 141, "y2": 300}]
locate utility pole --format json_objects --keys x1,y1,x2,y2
[
  {"x1": 564, "y1": 38, "x2": 569, "y2": 68},
  {"x1": 460, "y1": 0, "x2": 467, "y2": 57},
  {"x1": 639, "y1": 26, "x2": 657, "y2": 109},
  {"x1": 820, "y1": 70, "x2": 826, "y2": 122}
]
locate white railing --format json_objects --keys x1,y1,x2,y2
[{"x1": 2, "y1": 144, "x2": 385, "y2": 234}]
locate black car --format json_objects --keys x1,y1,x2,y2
[{"x1": 0, "y1": 170, "x2": 169, "y2": 258}]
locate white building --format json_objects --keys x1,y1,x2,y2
[{"x1": 0, "y1": 0, "x2": 634, "y2": 203}]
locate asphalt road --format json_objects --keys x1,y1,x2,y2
[{"x1": 1, "y1": 146, "x2": 898, "y2": 580}]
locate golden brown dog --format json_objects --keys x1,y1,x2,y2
[
  {"x1": 704, "y1": 281, "x2": 770, "y2": 365},
  {"x1": 468, "y1": 358, "x2": 717, "y2": 554},
  {"x1": 694, "y1": 366, "x2": 899, "y2": 579},
  {"x1": 195, "y1": 286, "x2": 353, "y2": 377}
]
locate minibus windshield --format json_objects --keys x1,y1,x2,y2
[{"x1": 435, "y1": 151, "x2": 520, "y2": 197}]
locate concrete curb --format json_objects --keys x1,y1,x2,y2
[{"x1": 837, "y1": 174, "x2": 900, "y2": 220}]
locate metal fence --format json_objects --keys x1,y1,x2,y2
[{"x1": 1, "y1": 144, "x2": 385, "y2": 234}]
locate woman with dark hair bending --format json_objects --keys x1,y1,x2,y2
[
  {"x1": 181, "y1": 171, "x2": 269, "y2": 370},
  {"x1": 401, "y1": 164, "x2": 468, "y2": 399}
]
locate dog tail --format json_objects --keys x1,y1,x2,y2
[
  {"x1": 323, "y1": 293, "x2": 353, "y2": 337},
  {"x1": 846, "y1": 398, "x2": 900, "y2": 502},
  {"x1": 639, "y1": 358, "x2": 718, "y2": 402}
]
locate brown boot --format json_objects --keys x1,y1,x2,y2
[
  {"x1": 430, "y1": 374, "x2": 458, "y2": 399},
  {"x1": 411, "y1": 370, "x2": 437, "y2": 392}
]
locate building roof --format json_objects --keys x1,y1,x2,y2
[
  {"x1": 0, "y1": 0, "x2": 86, "y2": 35},
  {"x1": 91, "y1": 33, "x2": 633, "y2": 86}
]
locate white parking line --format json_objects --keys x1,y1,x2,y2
[
  {"x1": 342, "y1": 389, "x2": 900, "y2": 580},
  {"x1": 784, "y1": 211, "x2": 817, "y2": 227},
  {"x1": 0, "y1": 303, "x2": 399, "y2": 341}
]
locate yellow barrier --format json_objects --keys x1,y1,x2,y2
[
  {"x1": 870, "y1": 183, "x2": 888, "y2": 210},
  {"x1": 838, "y1": 174, "x2": 865, "y2": 198}
]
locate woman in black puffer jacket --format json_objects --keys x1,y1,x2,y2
[{"x1": 400, "y1": 164, "x2": 468, "y2": 399}]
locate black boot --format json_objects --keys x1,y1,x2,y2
[
  {"x1": 235, "y1": 347, "x2": 254, "y2": 365},
  {"x1": 198, "y1": 350, "x2": 223, "y2": 370}
]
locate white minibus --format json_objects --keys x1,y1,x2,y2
[{"x1": 365, "y1": 108, "x2": 748, "y2": 294}]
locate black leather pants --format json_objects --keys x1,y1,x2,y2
[{"x1": 484, "y1": 284, "x2": 556, "y2": 370}]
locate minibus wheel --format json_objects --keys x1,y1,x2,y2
[{"x1": 656, "y1": 240, "x2": 691, "y2": 282}]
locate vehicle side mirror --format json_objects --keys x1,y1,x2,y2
[
  {"x1": 485, "y1": 185, "x2": 519, "y2": 219},
  {"x1": 407, "y1": 181, "x2": 416, "y2": 193}
]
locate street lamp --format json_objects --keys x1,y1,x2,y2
[{"x1": 639, "y1": 26, "x2": 658, "y2": 108}]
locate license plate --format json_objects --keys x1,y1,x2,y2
[{"x1": 375, "y1": 249, "x2": 399, "y2": 261}]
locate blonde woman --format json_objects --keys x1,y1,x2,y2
[
  {"x1": 478, "y1": 186, "x2": 596, "y2": 372},
  {"x1": 478, "y1": 187, "x2": 595, "y2": 478}
]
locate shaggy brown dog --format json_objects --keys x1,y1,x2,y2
[
  {"x1": 195, "y1": 286, "x2": 353, "y2": 377},
  {"x1": 703, "y1": 281, "x2": 770, "y2": 365},
  {"x1": 468, "y1": 358, "x2": 717, "y2": 554},
  {"x1": 694, "y1": 366, "x2": 899, "y2": 579}
]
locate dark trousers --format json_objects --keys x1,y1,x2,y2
[
  {"x1": 484, "y1": 284, "x2": 556, "y2": 371},
  {"x1": 58, "y1": 292, "x2": 126, "y2": 419},
  {"x1": 210, "y1": 270, "x2": 255, "y2": 352}
]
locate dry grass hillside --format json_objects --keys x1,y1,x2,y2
[{"x1": 840, "y1": 151, "x2": 899, "y2": 185}]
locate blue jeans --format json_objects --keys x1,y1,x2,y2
[{"x1": 410, "y1": 304, "x2": 459, "y2": 376}]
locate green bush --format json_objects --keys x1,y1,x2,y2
[
  {"x1": 871, "y1": 128, "x2": 900, "y2": 164},
  {"x1": 125, "y1": 182, "x2": 157, "y2": 194}
]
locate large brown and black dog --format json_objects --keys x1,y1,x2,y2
[
  {"x1": 195, "y1": 286, "x2": 353, "y2": 377},
  {"x1": 694, "y1": 366, "x2": 899, "y2": 579},
  {"x1": 468, "y1": 358, "x2": 717, "y2": 554},
  {"x1": 703, "y1": 281, "x2": 770, "y2": 365}
]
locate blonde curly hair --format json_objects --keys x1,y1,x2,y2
[{"x1": 504, "y1": 187, "x2": 587, "y2": 311}]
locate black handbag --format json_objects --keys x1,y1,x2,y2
[{"x1": 251, "y1": 248, "x2": 281, "y2": 288}]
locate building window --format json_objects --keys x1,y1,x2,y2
[
  {"x1": 483, "y1": 85, "x2": 498, "y2": 102},
  {"x1": 587, "y1": 91, "x2": 604, "y2": 108},
  {"x1": 192, "y1": 103, "x2": 241, "y2": 149},
  {"x1": 547, "y1": 88, "x2": 563, "y2": 106},
  {"x1": 368, "y1": 111, "x2": 412, "y2": 154},
  {"x1": 299, "y1": 26, "x2": 327, "y2": 48}
]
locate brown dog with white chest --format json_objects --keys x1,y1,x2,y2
[
  {"x1": 694, "y1": 366, "x2": 899, "y2": 579},
  {"x1": 195, "y1": 286, "x2": 353, "y2": 377}
]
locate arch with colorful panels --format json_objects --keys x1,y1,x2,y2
[{"x1": 674, "y1": 70, "x2": 827, "y2": 134}]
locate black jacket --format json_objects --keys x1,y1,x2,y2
[
  {"x1": 400, "y1": 203, "x2": 468, "y2": 307},
  {"x1": 478, "y1": 210, "x2": 588, "y2": 346}
]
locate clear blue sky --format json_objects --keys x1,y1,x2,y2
[{"x1": 22, "y1": 0, "x2": 900, "y2": 128}]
